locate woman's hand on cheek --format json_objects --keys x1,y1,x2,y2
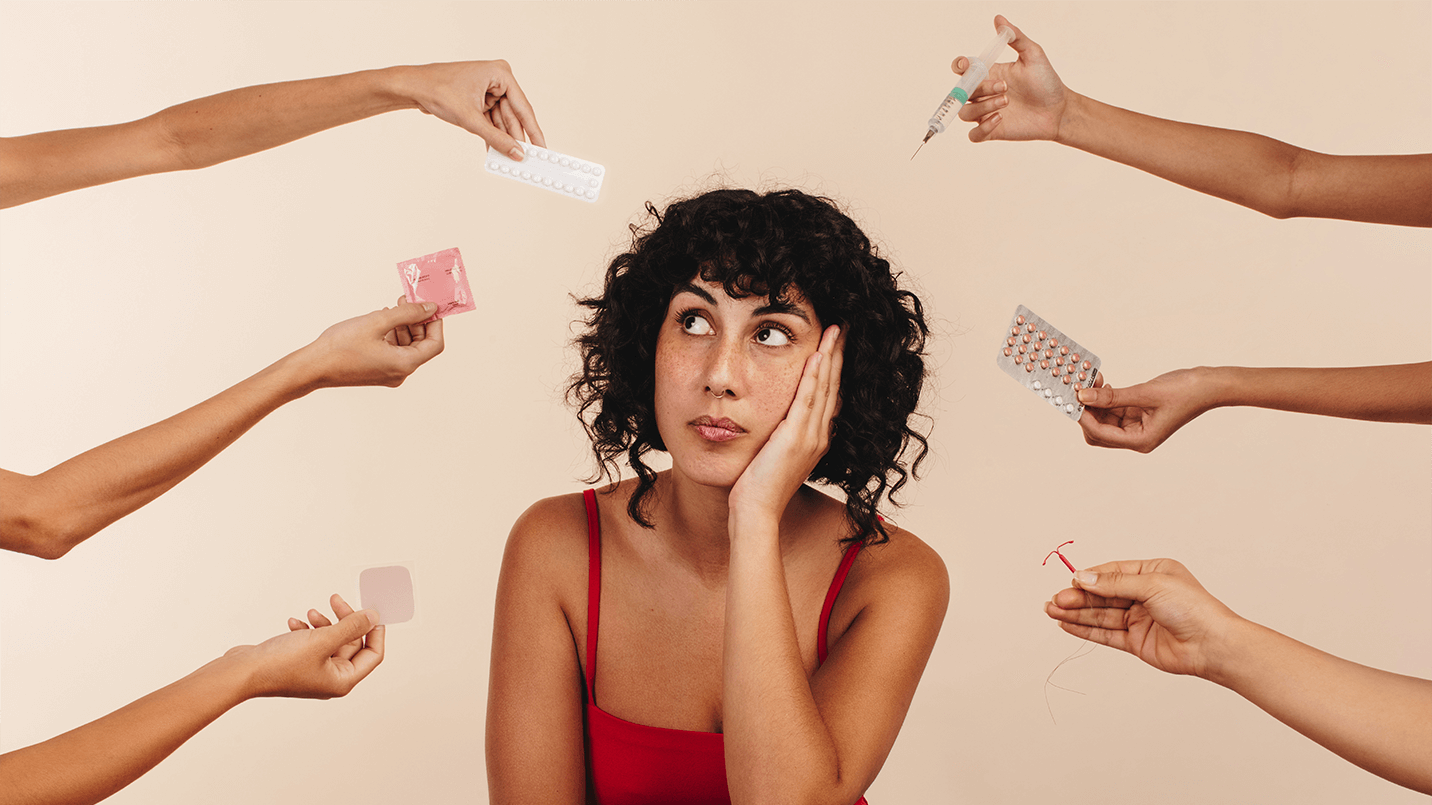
[{"x1": 729, "y1": 326, "x2": 844, "y2": 527}]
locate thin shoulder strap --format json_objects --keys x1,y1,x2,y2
[
  {"x1": 817, "y1": 541, "x2": 863, "y2": 665},
  {"x1": 583, "y1": 489, "x2": 602, "y2": 696}
]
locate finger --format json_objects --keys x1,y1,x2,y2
[
  {"x1": 307, "y1": 608, "x2": 334, "y2": 629},
  {"x1": 1077, "y1": 410, "x2": 1146, "y2": 451},
  {"x1": 1050, "y1": 587, "x2": 1136, "y2": 611},
  {"x1": 372, "y1": 301, "x2": 439, "y2": 334},
  {"x1": 330, "y1": 593, "x2": 356, "y2": 620},
  {"x1": 496, "y1": 98, "x2": 523, "y2": 143},
  {"x1": 1072, "y1": 564, "x2": 1172, "y2": 605},
  {"x1": 407, "y1": 318, "x2": 445, "y2": 366},
  {"x1": 821, "y1": 326, "x2": 845, "y2": 427},
  {"x1": 288, "y1": 617, "x2": 310, "y2": 632},
  {"x1": 968, "y1": 111, "x2": 1003, "y2": 143},
  {"x1": 1056, "y1": 620, "x2": 1130, "y2": 653},
  {"x1": 472, "y1": 113, "x2": 524, "y2": 161},
  {"x1": 950, "y1": 55, "x2": 969, "y2": 76},
  {"x1": 995, "y1": 14, "x2": 1040, "y2": 63},
  {"x1": 500, "y1": 80, "x2": 546, "y2": 147},
  {"x1": 957, "y1": 94, "x2": 1006, "y2": 123},
  {"x1": 347, "y1": 624, "x2": 385, "y2": 685},
  {"x1": 1075, "y1": 384, "x2": 1123, "y2": 409},
  {"x1": 318, "y1": 609, "x2": 380, "y2": 657},
  {"x1": 1045, "y1": 599, "x2": 1133, "y2": 631},
  {"x1": 393, "y1": 324, "x2": 413, "y2": 347}
]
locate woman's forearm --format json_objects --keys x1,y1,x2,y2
[
  {"x1": 1204, "y1": 363, "x2": 1432, "y2": 424},
  {"x1": 0, "y1": 350, "x2": 313, "y2": 559},
  {"x1": 0, "y1": 654, "x2": 251, "y2": 805},
  {"x1": 723, "y1": 512, "x2": 843, "y2": 805},
  {"x1": 1056, "y1": 92, "x2": 1432, "y2": 226},
  {"x1": 1211, "y1": 619, "x2": 1432, "y2": 794}
]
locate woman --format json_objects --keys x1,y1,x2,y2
[{"x1": 486, "y1": 188, "x2": 949, "y2": 803}]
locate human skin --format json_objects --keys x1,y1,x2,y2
[
  {"x1": 0, "y1": 595, "x2": 384, "y2": 805},
  {"x1": 0, "y1": 60, "x2": 545, "y2": 208},
  {"x1": 1045, "y1": 559, "x2": 1432, "y2": 794},
  {"x1": 1074, "y1": 362, "x2": 1432, "y2": 453},
  {"x1": 0, "y1": 300, "x2": 443, "y2": 559},
  {"x1": 952, "y1": 15, "x2": 1432, "y2": 227},
  {"x1": 486, "y1": 281, "x2": 948, "y2": 803}
]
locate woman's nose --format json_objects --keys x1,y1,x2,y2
[{"x1": 703, "y1": 335, "x2": 744, "y2": 399}]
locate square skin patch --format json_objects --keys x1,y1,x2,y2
[
  {"x1": 397, "y1": 247, "x2": 474, "y2": 323},
  {"x1": 358, "y1": 565, "x2": 415, "y2": 625},
  {"x1": 996, "y1": 305, "x2": 1101, "y2": 422}
]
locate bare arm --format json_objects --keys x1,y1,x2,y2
[
  {"x1": 724, "y1": 328, "x2": 949, "y2": 804},
  {"x1": 954, "y1": 16, "x2": 1432, "y2": 227},
  {"x1": 0, "y1": 60, "x2": 545, "y2": 208},
  {"x1": 1045, "y1": 559, "x2": 1432, "y2": 794},
  {"x1": 1075, "y1": 362, "x2": 1432, "y2": 453},
  {"x1": 0, "y1": 595, "x2": 383, "y2": 805},
  {"x1": 485, "y1": 498, "x2": 587, "y2": 805},
  {"x1": 0, "y1": 301, "x2": 443, "y2": 559}
]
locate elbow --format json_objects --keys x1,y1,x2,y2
[{"x1": 3, "y1": 504, "x2": 85, "y2": 560}]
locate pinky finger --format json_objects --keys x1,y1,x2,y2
[
  {"x1": 289, "y1": 617, "x2": 310, "y2": 632},
  {"x1": 308, "y1": 608, "x2": 334, "y2": 629}
]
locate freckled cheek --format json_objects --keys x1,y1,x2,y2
[{"x1": 748, "y1": 361, "x2": 806, "y2": 421}]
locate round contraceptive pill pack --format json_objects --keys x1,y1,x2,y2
[
  {"x1": 485, "y1": 144, "x2": 605, "y2": 202},
  {"x1": 995, "y1": 304, "x2": 1102, "y2": 422}
]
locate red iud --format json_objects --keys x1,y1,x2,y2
[{"x1": 1042, "y1": 541, "x2": 1076, "y2": 573}]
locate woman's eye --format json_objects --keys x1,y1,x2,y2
[
  {"x1": 755, "y1": 327, "x2": 791, "y2": 346},
  {"x1": 682, "y1": 314, "x2": 713, "y2": 335}
]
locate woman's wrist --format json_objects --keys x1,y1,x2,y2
[
  {"x1": 373, "y1": 65, "x2": 430, "y2": 114},
  {"x1": 1051, "y1": 89, "x2": 1089, "y2": 147}
]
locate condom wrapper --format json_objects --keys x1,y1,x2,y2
[{"x1": 397, "y1": 247, "x2": 474, "y2": 323}]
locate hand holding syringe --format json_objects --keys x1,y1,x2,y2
[{"x1": 912, "y1": 25, "x2": 1015, "y2": 158}]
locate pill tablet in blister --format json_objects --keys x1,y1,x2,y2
[
  {"x1": 994, "y1": 304, "x2": 1102, "y2": 423},
  {"x1": 485, "y1": 144, "x2": 606, "y2": 203}
]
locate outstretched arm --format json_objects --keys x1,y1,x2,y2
[
  {"x1": 0, "y1": 595, "x2": 384, "y2": 805},
  {"x1": 953, "y1": 15, "x2": 1432, "y2": 227},
  {"x1": 1045, "y1": 559, "x2": 1432, "y2": 794},
  {"x1": 0, "y1": 300, "x2": 443, "y2": 559},
  {"x1": 0, "y1": 60, "x2": 545, "y2": 208},
  {"x1": 1076, "y1": 362, "x2": 1432, "y2": 453}
]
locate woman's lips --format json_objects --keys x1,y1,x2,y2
[{"x1": 691, "y1": 415, "x2": 746, "y2": 442}]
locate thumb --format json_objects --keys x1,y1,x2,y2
[
  {"x1": 1073, "y1": 568, "x2": 1160, "y2": 604},
  {"x1": 1076, "y1": 384, "x2": 1125, "y2": 409},
  {"x1": 377, "y1": 300, "x2": 438, "y2": 330},
  {"x1": 318, "y1": 609, "x2": 380, "y2": 653},
  {"x1": 997, "y1": 15, "x2": 1040, "y2": 60}
]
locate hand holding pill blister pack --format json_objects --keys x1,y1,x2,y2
[
  {"x1": 996, "y1": 305, "x2": 1101, "y2": 421},
  {"x1": 485, "y1": 144, "x2": 605, "y2": 202}
]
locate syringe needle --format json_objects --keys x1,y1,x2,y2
[{"x1": 911, "y1": 142, "x2": 924, "y2": 160}]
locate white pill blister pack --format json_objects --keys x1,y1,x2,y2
[
  {"x1": 485, "y1": 144, "x2": 605, "y2": 202},
  {"x1": 996, "y1": 305, "x2": 1101, "y2": 422}
]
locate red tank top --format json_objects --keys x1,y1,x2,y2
[{"x1": 582, "y1": 489, "x2": 870, "y2": 804}]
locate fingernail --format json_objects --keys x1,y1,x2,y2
[
  {"x1": 998, "y1": 96, "x2": 1009, "y2": 108},
  {"x1": 996, "y1": 81, "x2": 1007, "y2": 92},
  {"x1": 364, "y1": 610, "x2": 380, "y2": 626},
  {"x1": 423, "y1": 303, "x2": 436, "y2": 313},
  {"x1": 508, "y1": 146, "x2": 524, "y2": 161},
  {"x1": 1076, "y1": 389, "x2": 1092, "y2": 403},
  {"x1": 1074, "y1": 570, "x2": 1097, "y2": 587}
]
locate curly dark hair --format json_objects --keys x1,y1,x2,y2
[{"x1": 568, "y1": 188, "x2": 929, "y2": 546}]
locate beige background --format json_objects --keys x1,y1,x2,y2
[{"x1": 1, "y1": 1, "x2": 1428, "y2": 803}]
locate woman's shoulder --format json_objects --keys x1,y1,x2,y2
[
  {"x1": 499, "y1": 491, "x2": 595, "y2": 593},
  {"x1": 846, "y1": 518, "x2": 950, "y2": 613}
]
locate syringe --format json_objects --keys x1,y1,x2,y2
[{"x1": 912, "y1": 26, "x2": 1015, "y2": 159}]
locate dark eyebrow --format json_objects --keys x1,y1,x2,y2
[
  {"x1": 673, "y1": 282, "x2": 812, "y2": 324},
  {"x1": 754, "y1": 297, "x2": 811, "y2": 324},
  {"x1": 672, "y1": 282, "x2": 717, "y2": 304}
]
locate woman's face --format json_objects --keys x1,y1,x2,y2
[{"x1": 654, "y1": 278, "x2": 824, "y2": 489}]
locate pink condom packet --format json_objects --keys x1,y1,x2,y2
[{"x1": 396, "y1": 247, "x2": 475, "y2": 323}]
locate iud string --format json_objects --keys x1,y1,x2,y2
[{"x1": 1042, "y1": 540, "x2": 1092, "y2": 725}]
